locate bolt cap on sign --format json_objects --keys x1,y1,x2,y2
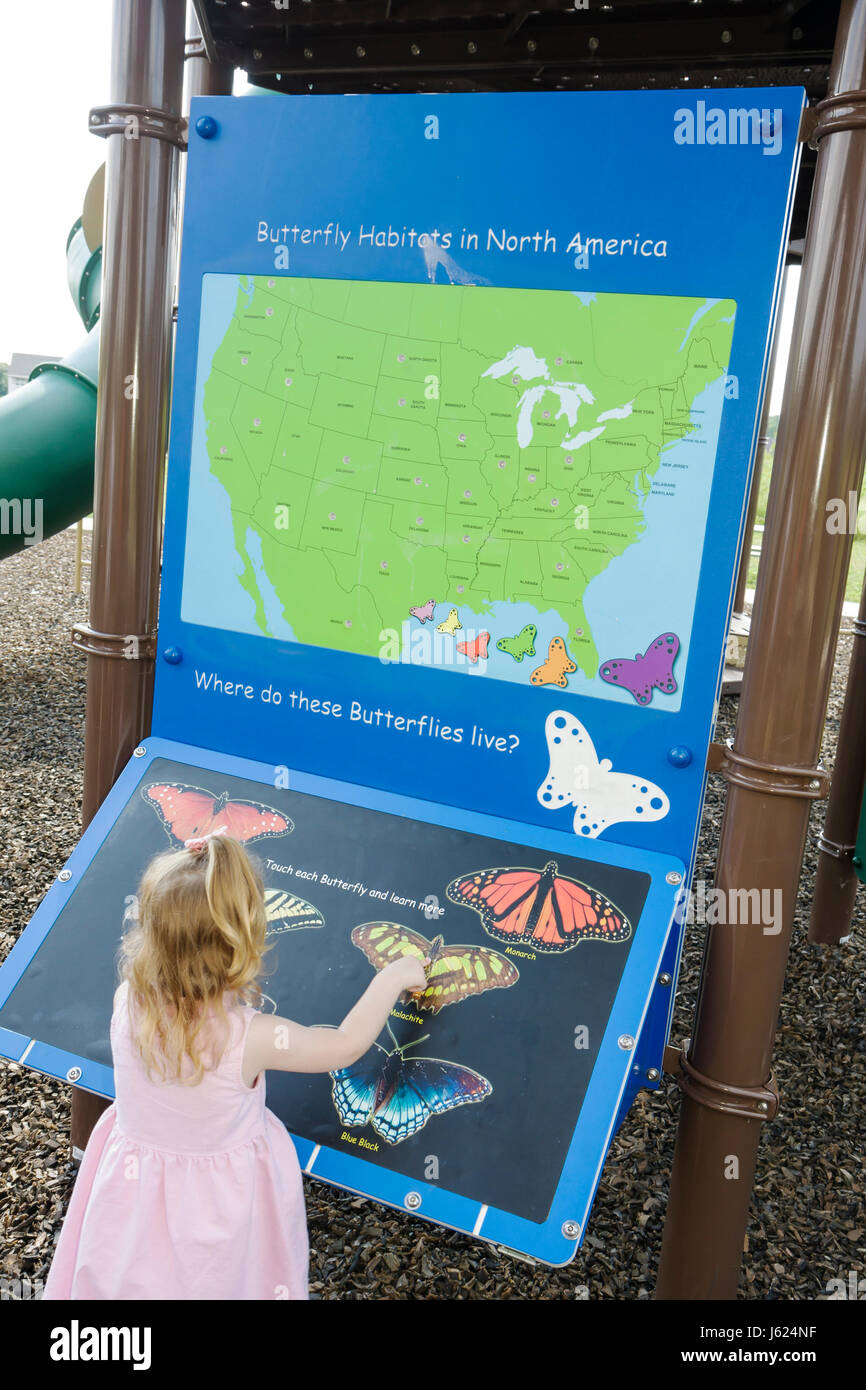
[
  {"x1": 667, "y1": 745, "x2": 693, "y2": 767},
  {"x1": 163, "y1": 645, "x2": 183, "y2": 665},
  {"x1": 195, "y1": 115, "x2": 219, "y2": 140}
]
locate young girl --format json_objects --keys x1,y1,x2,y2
[{"x1": 43, "y1": 830, "x2": 427, "y2": 1301}]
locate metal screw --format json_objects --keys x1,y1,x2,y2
[
  {"x1": 253, "y1": 49, "x2": 263, "y2": 60},
  {"x1": 467, "y1": 41, "x2": 477, "y2": 54},
  {"x1": 133, "y1": 745, "x2": 147, "y2": 757},
  {"x1": 588, "y1": 36, "x2": 600, "y2": 51},
  {"x1": 666, "y1": 871, "x2": 682, "y2": 885},
  {"x1": 527, "y1": 39, "x2": 537, "y2": 52},
  {"x1": 658, "y1": 972, "x2": 672, "y2": 987},
  {"x1": 757, "y1": 1101, "x2": 768, "y2": 1113},
  {"x1": 58, "y1": 870, "x2": 72, "y2": 883},
  {"x1": 646, "y1": 1068, "x2": 660, "y2": 1082},
  {"x1": 562, "y1": 1220, "x2": 581, "y2": 1239},
  {"x1": 404, "y1": 1191, "x2": 422, "y2": 1210},
  {"x1": 304, "y1": 48, "x2": 313, "y2": 59},
  {"x1": 66, "y1": 1066, "x2": 82, "y2": 1082},
  {"x1": 410, "y1": 43, "x2": 421, "y2": 56},
  {"x1": 356, "y1": 45, "x2": 366, "y2": 57},
  {"x1": 721, "y1": 29, "x2": 732, "y2": 43},
  {"x1": 618, "y1": 1034, "x2": 636, "y2": 1051},
  {"x1": 793, "y1": 26, "x2": 803, "y2": 39}
]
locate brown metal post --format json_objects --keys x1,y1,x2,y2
[
  {"x1": 185, "y1": 1, "x2": 234, "y2": 100},
  {"x1": 70, "y1": 0, "x2": 185, "y2": 1153},
  {"x1": 808, "y1": 584, "x2": 866, "y2": 943},
  {"x1": 656, "y1": 0, "x2": 866, "y2": 1299},
  {"x1": 732, "y1": 267, "x2": 789, "y2": 618}
]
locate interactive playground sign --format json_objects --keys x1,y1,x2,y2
[{"x1": 0, "y1": 92, "x2": 802, "y2": 1262}]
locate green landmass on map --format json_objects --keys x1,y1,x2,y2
[{"x1": 202, "y1": 275, "x2": 735, "y2": 677}]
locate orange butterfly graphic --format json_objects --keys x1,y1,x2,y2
[
  {"x1": 446, "y1": 860, "x2": 631, "y2": 953},
  {"x1": 530, "y1": 635, "x2": 576, "y2": 688}
]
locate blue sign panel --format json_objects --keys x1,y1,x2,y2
[{"x1": 156, "y1": 90, "x2": 801, "y2": 880}]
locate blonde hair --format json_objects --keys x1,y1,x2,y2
[{"x1": 119, "y1": 834, "x2": 270, "y2": 1085}]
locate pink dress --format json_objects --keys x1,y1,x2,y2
[{"x1": 43, "y1": 981, "x2": 309, "y2": 1300}]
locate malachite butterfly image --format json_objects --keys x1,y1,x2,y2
[{"x1": 350, "y1": 922, "x2": 519, "y2": 1014}]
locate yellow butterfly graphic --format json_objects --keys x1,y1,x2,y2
[
  {"x1": 265, "y1": 889, "x2": 324, "y2": 936},
  {"x1": 436, "y1": 607, "x2": 462, "y2": 637},
  {"x1": 350, "y1": 922, "x2": 519, "y2": 1015}
]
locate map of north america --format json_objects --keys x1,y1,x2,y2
[{"x1": 192, "y1": 274, "x2": 735, "y2": 690}]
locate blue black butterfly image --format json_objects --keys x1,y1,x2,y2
[{"x1": 330, "y1": 1024, "x2": 492, "y2": 1145}]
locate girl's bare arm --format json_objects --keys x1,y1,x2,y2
[{"x1": 242, "y1": 956, "x2": 428, "y2": 1084}]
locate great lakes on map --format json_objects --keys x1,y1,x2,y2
[{"x1": 184, "y1": 274, "x2": 735, "y2": 696}]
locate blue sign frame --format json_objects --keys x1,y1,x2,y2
[{"x1": 0, "y1": 737, "x2": 683, "y2": 1265}]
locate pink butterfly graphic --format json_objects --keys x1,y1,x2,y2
[
  {"x1": 599, "y1": 632, "x2": 680, "y2": 706},
  {"x1": 409, "y1": 598, "x2": 436, "y2": 624},
  {"x1": 457, "y1": 631, "x2": 490, "y2": 664}
]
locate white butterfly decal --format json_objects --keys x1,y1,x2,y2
[{"x1": 537, "y1": 710, "x2": 670, "y2": 838}]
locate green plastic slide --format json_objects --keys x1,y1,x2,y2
[{"x1": 0, "y1": 220, "x2": 100, "y2": 560}]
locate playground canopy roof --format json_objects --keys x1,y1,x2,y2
[{"x1": 192, "y1": 0, "x2": 841, "y2": 248}]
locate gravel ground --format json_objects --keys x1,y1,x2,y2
[{"x1": 0, "y1": 528, "x2": 863, "y2": 1300}]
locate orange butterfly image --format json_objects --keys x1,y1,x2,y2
[
  {"x1": 446, "y1": 860, "x2": 631, "y2": 953},
  {"x1": 142, "y1": 783, "x2": 293, "y2": 847},
  {"x1": 530, "y1": 636, "x2": 577, "y2": 689}
]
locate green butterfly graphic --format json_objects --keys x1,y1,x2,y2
[{"x1": 496, "y1": 623, "x2": 537, "y2": 662}]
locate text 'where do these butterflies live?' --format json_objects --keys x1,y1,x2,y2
[{"x1": 193, "y1": 670, "x2": 521, "y2": 753}]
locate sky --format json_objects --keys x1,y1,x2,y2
[
  {"x1": 0, "y1": 2, "x2": 798, "y2": 410},
  {"x1": 0, "y1": 1, "x2": 113, "y2": 363}
]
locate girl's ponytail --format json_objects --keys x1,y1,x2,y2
[
  {"x1": 120, "y1": 833, "x2": 270, "y2": 1084},
  {"x1": 203, "y1": 834, "x2": 269, "y2": 992}
]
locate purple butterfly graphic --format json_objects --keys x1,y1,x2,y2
[
  {"x1": 599, "y1": 632, "x2": 680, "y2": 706},
  {"x1": 409, "y1": 598, "x2": 436, "y2": 624}
]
